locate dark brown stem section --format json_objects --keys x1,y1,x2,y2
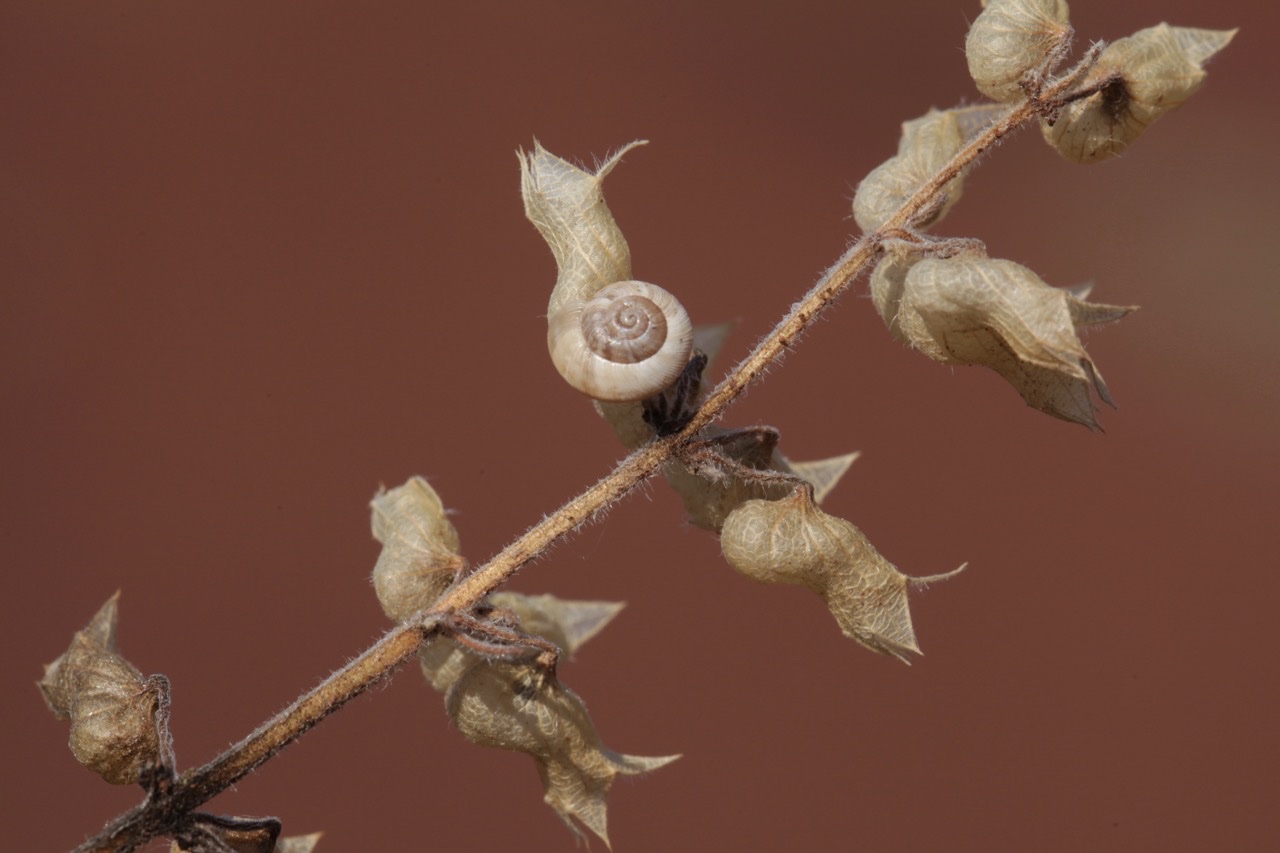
[{"x1": 75, "y1": 79, "x2": 1067, "y2": 853}]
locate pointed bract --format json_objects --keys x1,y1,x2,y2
[
  {"x1": 490, "y1": 592, "x2": 625, "y2": 657},
  {"x1": 786, "y1": 451, "x2": 861, "y2": 504}
]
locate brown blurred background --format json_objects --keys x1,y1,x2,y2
[{"x1": 4, "y1": 2, "x2": 1276, "y2": 850}]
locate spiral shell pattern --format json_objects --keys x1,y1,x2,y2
[{"x1": 548, "y1": 280, "x2": 694, "y2": 402}]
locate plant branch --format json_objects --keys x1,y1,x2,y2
[
  {"x1": 76, "y1": 75, "x2": 1070, "y2": 853},
  {"x1": 74, "y1": 622, "x2": 434, "y2": 853}
]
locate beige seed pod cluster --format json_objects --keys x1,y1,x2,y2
[
  {"x1": 966, "y1": 0, "x2": 1072, "y2": 102},
  {"x1": 1042, "y1": 24, "x2": 1236, "y2": 163},
  {"x1": 521, "y1": 140, "x2": 694, "y2": 402},
  {"x1": 39, "y1": 593, "x2": 168, "y2": 786},
  {"x1": 446, "y1": 661, "x2": 679, "y2": 846},
  {"x1": 720, "y1": 487, "x2": 963, "y2": 663},
  {"x1": 870, "y1": 248, "x2": 1134, "y2": 429}
]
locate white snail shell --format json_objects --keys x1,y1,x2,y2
[{"x1": 547, "y1": 280, "x2": 694, "y2": 402}]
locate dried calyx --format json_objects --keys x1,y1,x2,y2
[
  {"x1": 870, "y1": 244, "x2": 1135, "y2": 429},
  {"x1": 966, "y1": 0, "x2": 1073, "y2": 103},
  {"x1": 370, "y1": 476, "x2": 466, "y2": 623},
  {"x1": 720, "y1": 484, "x2": 965, "y2": 662},
  {"x1": 39, "y1": 593, "x2": 173, "y2": 787},
  {"x1": 447, "y1": 661, "x2": 679, "y2": 848},
  {"x1": 1042, "y1": 23, "x2": 1236, "y2": 163},
  {"x1": 522, "y1": 141, "x2": 694, "y2": 403},
  {"x1": 965, "y1": 0, "x2": 1235, "y2": 163}
]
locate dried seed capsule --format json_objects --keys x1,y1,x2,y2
[
  {"x1": 853, "y1": 109, "x2": 967, "y2": 232},
  {"x1": 446, "y1": 661, "x2": 678, "y2": 846},
  {"x1": 370, "y1": 476, "x2": 465, "y2": 622},
  {"x1": 966, "y1": 0, "x2": 1073, "y2": 102},
  {"x1": 721, "y1": 488, "x2": 962, "y2": 662},
  {"x1": 39, "y1": 594, "x2": 169, "y2": 785},
  {"x1": 869, "y1": 249, "x2": 1135, "y2": 428},
  {"x1": 1043, "y1": 24, "x2": 1236, "y2": 163}
]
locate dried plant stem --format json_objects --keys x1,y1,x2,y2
[
  {"x1": 74, "y1": 624, "x2": 433, "y2": 853},
  {"x1": 76, "y1": 88, "x2": 1055, "y2": 853}
]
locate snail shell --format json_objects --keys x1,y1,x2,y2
[{"x1": 547, "y1": 280, "x2": 694, "y2": 402}]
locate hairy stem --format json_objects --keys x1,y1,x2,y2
[
  {"x1": 76, "y1": 84, "x2": 1059, "y2": 853},
  {"x1": 75, "y1": 623, "x2": 433, "y2": 853}
]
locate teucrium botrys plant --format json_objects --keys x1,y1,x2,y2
[{"x1": 42, "y1": 5, "x2": 1234, "y2": 851}]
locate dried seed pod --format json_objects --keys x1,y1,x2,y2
[
  {"x1": 870, "y1": 249, "x2": 1135, "y2": 429},
  {"x1": 446, "y1": 661, "x2": 679, "y2": 846},
  {"x1": 853, "y1": 109, "x2": 968, "y2": 232},
  {"x1": 370, "y1": 476, "x2": 465, "y2": 623},
  {"x1": 720, "y1": 488, "x2": 963, "y2": 662},
  {"x1": 1043, "y1": 24, "x2": 1236, "y2": 163},
  {"x1": 966, "y1": 0, "x2": 1073, "y2": 102},
  {"x1": 521, "y1": 140, "x2": 694, "y2": 401},
  {"x1": 39, "y1": 594, "x2": 169, "y2": 785}
]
